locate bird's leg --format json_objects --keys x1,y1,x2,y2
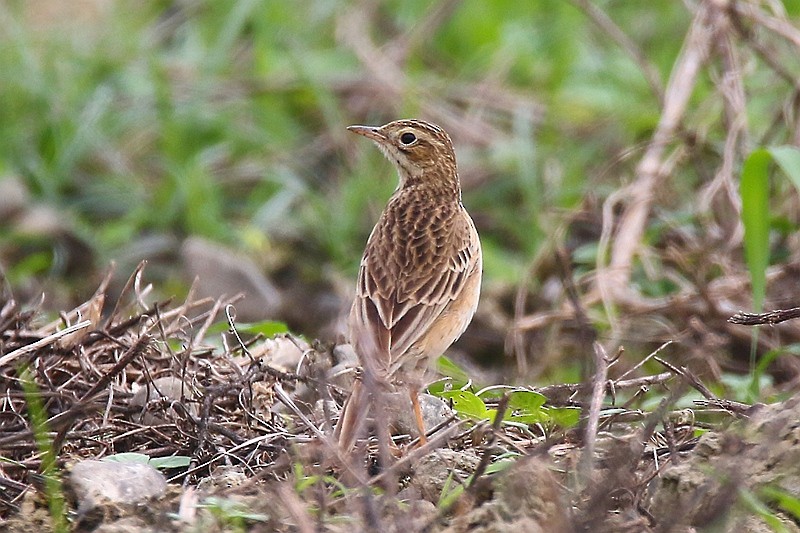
[{"x1": 409, "y1": 386, "x2": 427, "y2": 445}]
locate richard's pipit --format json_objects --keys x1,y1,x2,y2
[{"x1": 336, "y1": 119, "x2": 482, "y2": 451}]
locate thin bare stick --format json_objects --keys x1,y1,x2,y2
[
  {"x1": 731, "y1": 1, "x2": 800, "y2": 49},
  {"x1": 654, "y1": 356, "x2": 712, "y2": 397},
  {"x1": 536, "y1": 372, "x2": 674, "y2": 405},
  {"x1": 601, "y1": 3, "x2": 716, "y2": 301},
  {"x1": 0, "y1": 320, "x2": 92, "y2": 367},
  {"x1": 273, "y1": 383, "x2": 369, "y2": 485},
  {"x1": 617, "y1": 340, "x2": 674, "y2": 381},
  {"x1": 277, "y1": 483, "x2": 316, "y2": 533},
  {"x1": 579, "y1": 342, "x2": 610, "y2": 483},
  {"x1": 367, "y1": 420, "x2": 466, "y2": 487},
  {"x1": 468, "y1": 393, "x2": 510, "y2": 491},
  {"x1": 729, "y1": 307, "x2": 800, "y2": 326},
  {"x1": 106, "y1": 261, "x2": 147, "y2": 324},
  {"x1": 273, "y1": 383, "x2": 327, "y2": 443}
]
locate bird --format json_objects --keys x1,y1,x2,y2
[{"x1": 335, "y1": 119, "x2": 482, "y2": 452}]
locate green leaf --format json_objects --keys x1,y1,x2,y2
[
  {"x1": 507, "y1": 411, "x2": 549, "y2": 425},
  {"x1": 8, "y1": 250, "x2": 52, "y2": 283},
  {"x1": 103, "y1": 453, "x2": 190, "y2": 470},
  {"x1": 236, "y1": 321, "x2": 290, "y2": 336},
  {"x1": 770, "y1": 145, "x2": 800, "y2": 192},
  {"x1": 208, "y1": 320, "x2": 289, "y2": 336},
  {"x1": 507, "y1": 390, "x2": 547, "y2": 411},
  {"x1": 740, "y1": 149, "x2": 771, "y2": 313},
  {"x1": 439, "y1": 390, "x2": 489, "y2": 420},
  {"x1": 751, "y1": 344, "x2": 800, "y2": 401},
  {"x1": 426, "y1": 380, "x2": 453, "y2": 396},
  {"x1": 437, "y1": 471, "x2": 464, "y2": 510},
  {"x1": 741, "y1": 146, "x2": 800, "y2": 401},
  {"x1": 200, "y1": 497, "x2": 270, "y2": 522},
  {"x1": 485, "y1": 455, "x2": 519, "y2": 475},
  {"x1": 545, "y1": 407, "x2": 581, "y2": 428},
  {"x1": 505, "y1": 390, "x2": 549, "y2": 424},
  {"x1": 103, "y1": 452, "x2": 151, "y2": 464},
  {"x1": 20, "y1": 367, "x2": 67, "y2": 531},
  {"x1": 295, "y1": 474, "x2": 317, "y2": 493},
  {"x1": 436, "y1": 355, "x2": 471, "y2": 382},
  {"x1": 761, "y1": 486, "x2": 800, "y2": 520},
  {"x1": 738, "y1": 145, "x2": 800, "y2": 313},
  {"x1": 149, "y1": 456, "x2": 191, "y2": 469},
  {"x1": 739, "y1": 488, "x2": 790, "y2": 533}
]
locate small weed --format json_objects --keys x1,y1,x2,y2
[
  {"x1": 20, "y1": 366, "x2": 68, "y2": 533},
  {"x1": 103, "y1": 452, "x2": 192, "y2": 470},
  {"x1": 198, "y1": 497, "x2": 269, "y2": 532}
]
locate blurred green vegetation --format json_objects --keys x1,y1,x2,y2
[{"x1": 0, "y1": 1, "x2": 685, "y2": 281}]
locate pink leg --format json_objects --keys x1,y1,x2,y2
[{"x1": 409, "y1": 386, "x2": 427, "y2": 445}]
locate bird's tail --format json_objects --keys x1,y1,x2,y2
[
  {"x1": 334, "y1": 376, "x2": 366, "y2": 453},
  {"x1": 336, "y1": 328, "x2": 391, "y2": 452}
]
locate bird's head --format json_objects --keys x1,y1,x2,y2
[{"x1": 348, "y1": 119, "x2": 460, "y2": 195}]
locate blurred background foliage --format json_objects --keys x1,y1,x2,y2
[{"x1": 3, "y1": 0, "x2": 800, "y2": 391}]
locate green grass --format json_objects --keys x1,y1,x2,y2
[
  {"x1": 740, "y1": 146, "x2": 800, "y2": 400},
  {"x1": 19, "y1": 367, "x2": 68, "y2": 532},
  {"x1": 0, "y1": 1, "x2": 690, "y2": 286}
]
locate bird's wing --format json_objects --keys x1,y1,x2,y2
[{"x1": 350, "y1": 201, "x2": 480, "y2": 370}]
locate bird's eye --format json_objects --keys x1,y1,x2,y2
[{"x1": 400, "y1": 132, "x2": 417, "y2": 145}]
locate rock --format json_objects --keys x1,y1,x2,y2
[
  {"x1": 383, "y1": 392, "x2": 454, "y2": 438},
  {"x1": 383, "y1": 499, "x2": 438, "y2": 531},
  {"x1": 333, "y1": 343, "x2": 358, "y2": 367},
  {"x1": 493, "y1": 457, "x2": 571, "y2": 531},
  {"x1": 196, "y1": 466, "x2": 248, "y2": 493},
  {"x1": 408, "y1": 448, "x2": 480, "y2": 503},
  {"x1": 649, "y1": 395, "x2": 800, "y2": 531},
  {"x1": 181, "y1": 237, "x2": 281, "y2": 321},
  {"x1": 328, "y1": 384, "x2": 453, "y2": 443},
  {"x1": 330, "y1": 343, "x2": 359, "y2": 385},
  {"x1": 0, "y1": 175, "x2": 29, "y2": 221},
  {"x1": 129, "y1": 376, "x2": 197, "y2": 425},
  {"x1": 14, "y1": 204, "x2": 68, "y2": 237},
  {"x1": 92, "y1": 517, "x2": 158, "y2": 533},
  {"x1": 250, "y1": 335, "x2": 309, "y2": 373},
  {"x1": 442, "y1": 456, "x2": 571, "y2": 533},
  {"x1": 68, "y1": 459, "x2": 167, "y2": 513},
  {"x1": 312, "y1": 399, "x2": 340, "y2": 431}
]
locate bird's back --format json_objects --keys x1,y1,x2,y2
[{"x1": 349, "y1": 185, "x2": 481, "y2": 381}]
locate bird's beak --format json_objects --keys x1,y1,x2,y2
[{"x1": 347, "y1": 125, "x2": 386, "y2": 142}]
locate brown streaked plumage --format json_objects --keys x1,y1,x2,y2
[{"x1": 335, "y1": 119, "x2": 482, "y2": 452}]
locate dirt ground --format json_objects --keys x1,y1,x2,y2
[{"x1": 3, "y1": 269, "x2": 800, "y2": 533}]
